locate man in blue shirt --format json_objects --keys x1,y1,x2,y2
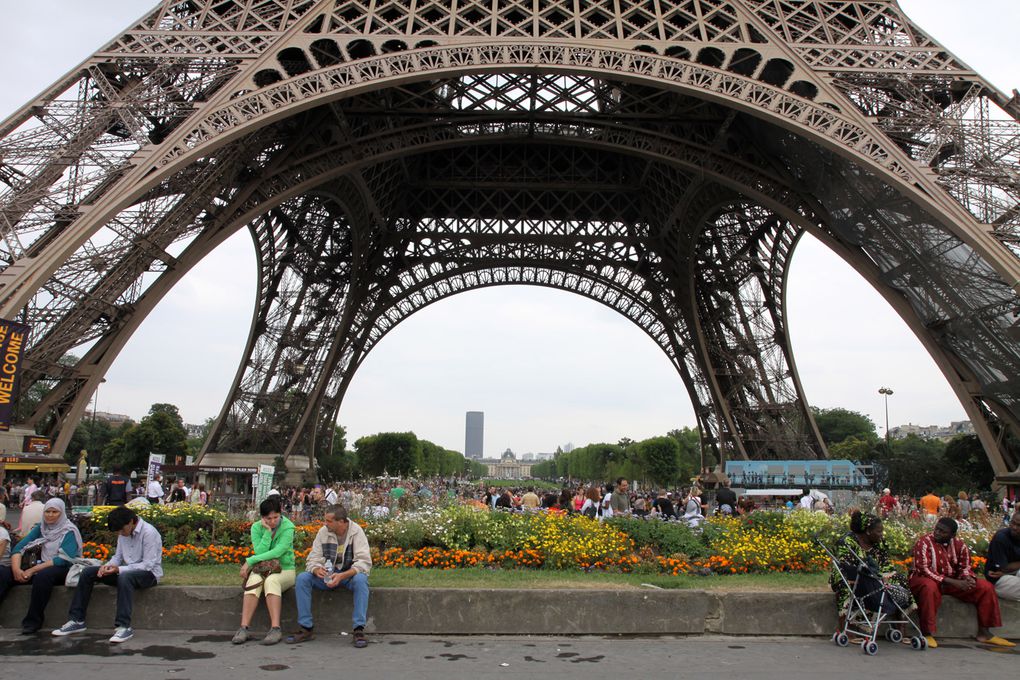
[
  {"x1": 986, "y1": 511, "x2": 1020, "y2": 601},
  {"x1": 52, "y1": 505, "x2": 163, "y2": 643}
]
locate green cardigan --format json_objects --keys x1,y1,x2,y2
[{"x1": 245, "y1": 515, "x2": 295, "y2": 570}]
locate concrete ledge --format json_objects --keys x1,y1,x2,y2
[{"x1": 1, "y1": 587, "x2": 1018, "y2": 638}]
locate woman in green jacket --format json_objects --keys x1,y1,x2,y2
[{"x1": 232, "y1": 495, "x2": 295, "y2": 645}]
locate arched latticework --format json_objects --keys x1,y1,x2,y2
[{"x1": 1, "y1": 0, "x2": 1019, "y2": 476}]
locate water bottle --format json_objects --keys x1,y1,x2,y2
[{"x1": 323, "y1": 560, "x2": 334, "y2": 584}]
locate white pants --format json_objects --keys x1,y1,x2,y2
[{"x1": 994, "y1": 574, "x2": 1020, "y2": 601}]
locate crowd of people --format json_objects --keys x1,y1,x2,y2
[
  {"x1": 2, "y1": 468, "x2": 1019, "y2": 650},
  {"x1": 0, "y1": 491, "x2": 373, "y2": 648}
]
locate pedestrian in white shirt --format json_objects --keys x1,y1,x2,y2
[
  {"x1": 21, "y1": 478, "x2": 38, "y2": 508},
  {"x1": 146, "y1": 475, "x2": 164, "y2": 505}
]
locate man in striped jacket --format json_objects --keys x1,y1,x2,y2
[{"x1": 909, "y1": 517, "x2": 1013, "y2": 649}]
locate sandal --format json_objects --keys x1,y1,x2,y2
[{"x1": 979, "y1": 636, "x2": 1015, "y2": 648}]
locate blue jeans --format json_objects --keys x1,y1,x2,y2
[
  {"x1": 69, "y1": 565, "x2": 157, "y2": 628},
  {"x1": 295, "y1": 570, "x2": 369, "y2": 630}
]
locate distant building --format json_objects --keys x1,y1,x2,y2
[
  {"x1": 889, "y1": 420, "x2": 975, "y2": 442},
  {"x1": 484, "y1": 448, "x2": 533, "y2": 479},
  {"x1": 465, "y1": 411, "x2": 484, "y2": 459},
  {"x1": 92, "y1": 411, "x2": 134, "y2": 428},
  {"x1": 185, "y1": 423, "x2": 207, "y2": 438}
]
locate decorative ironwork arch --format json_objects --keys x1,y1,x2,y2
[{"x1": 3, "y1": 0, "x2": 1020, "y2": 476}]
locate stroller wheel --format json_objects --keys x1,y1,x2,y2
[
  {"x1": 885, "y1": 628, "x2": 903, "y2": 643},
  {"x1": 910, "y1": 636, "x2": 927, "y2": 650},
  {"x1": 862, "y1": 640, "x2": 878, "y2": 656},
  {"x1": 835, "y1": 632, "x2": 849, "y2": 647}
]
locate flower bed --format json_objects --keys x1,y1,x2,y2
[{"x1": 77, "y1": 504, "x2": 1005, "y2": 576}]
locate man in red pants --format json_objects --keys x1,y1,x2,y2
[{"x1": 909, "y1": 517, "x2": 1015, "y2": 648}]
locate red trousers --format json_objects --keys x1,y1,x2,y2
[{"x1": 908, "y1": 574, "x2": 1002, "y2": 635}]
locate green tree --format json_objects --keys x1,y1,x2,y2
[
  {"x1": 943, "y1": 434, "x2": 995, "y2": 490},
  {"x1": 530, "y1": 459, "x2": 557, "y2": 478},
  {"x1": 828, "y1": 435, "x2": 881, "y2": 462},
  {"x1": 107, "y1": 403, "x2": 188, "y2": 471},
  {"x1": 186, "y1": 417, "x2": 215, "y2": 457},
  {"x1": 354, "y1": 432, "x2": 422, "y2": 476},
  {"x1": 65, "y1": 418, "x2": 115, "y2": 466},
  {"x1": 329, "y1": 424, "x2": 348, "y2": 455},
  {"x1": 811, "y1": 407, "x2": 878, "y2": 446},
  {"x1": 881, "y1": 435, "x2": 958, "y2": 495},
  {"x1": 635, "y1": 436, "x2": 682, "y2": 486},
  {"x1": 667, "y1": 427, "x2": 702, "y2": 480}
]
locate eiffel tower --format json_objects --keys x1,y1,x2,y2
[{"x1": 2, "y1": 0, "x2": 1019, "y2": 477}]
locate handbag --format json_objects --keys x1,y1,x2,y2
[
  {"x1": 244, "y1": 559, "x2": 282, "y2": 590},
  {"x1": 65, "y1": 559, "x2": 102, "y2": 587},
  {"x1": 21, "y1": 543, "x2": 43, "y2": 568}
]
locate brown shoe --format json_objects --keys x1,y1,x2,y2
[
  {"x1": 285, "y1": 628, "x2": 315, "y2": 644},
  {"x1": 353, "y1": 629, "x2": 367, "y2": 648}
]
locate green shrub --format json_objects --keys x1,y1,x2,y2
[{"x1": 605, "y1": 517, "x2": 707, "y2": 558}]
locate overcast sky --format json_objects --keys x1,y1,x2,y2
[{"x1": 0, "y1": 1, "x2": 1016, "y2": 456}]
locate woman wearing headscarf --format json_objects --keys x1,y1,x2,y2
[
  {"x1": 0, "y1": 498, "x2": 83, "y2": 633},
  {"x1": 829, "y1": 510, "x2": 914, "y2": 637}
]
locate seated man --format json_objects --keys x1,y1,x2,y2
[
  {"x1": 986, "y1": 511, "x2": 1020, "y2": 601},
  {"x1": 286, "y1": 504, "x2": 371, "y2": 647},
  {"x1": 909, "y1": 517, "x2": 1014, "y2": 648},
  {"x1": 52, "y1": 505, "x2": 163, "y2": 643}
]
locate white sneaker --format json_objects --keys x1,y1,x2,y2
[
  {"x1": 109, "y1": 627, "x2": 134, "y2": 643},
  {"x1": 52, "y1": 621, "x2": 87, "y2": 636}
]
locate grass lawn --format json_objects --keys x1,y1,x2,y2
[{"x1": 161, "y1": 564, "x2": 829, "y2": 591}]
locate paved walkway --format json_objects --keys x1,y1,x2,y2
[{"x1": 0, "y1": 630, "x2": 1016, "y2": 679}]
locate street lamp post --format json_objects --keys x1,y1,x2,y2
[
  {"x1": 89, "y1": 378, "x2": 106, "y2": 467},
  {"x1": 878, "y1": 387, "x2": 894, "y2": 453}
]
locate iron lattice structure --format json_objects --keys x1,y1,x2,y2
[{"x1": 2, "y1": 0, "x2": 1020, "y2": 472}]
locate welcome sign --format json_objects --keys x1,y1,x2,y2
[{"x1": 0, "y1": 318, "x2": 30, "y2": 431}]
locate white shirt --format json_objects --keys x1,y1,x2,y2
[
  {"x1": 147, "y1": 480, "x2": 164, "y2": 500},
  {"x1": 800, "y1": 495, "x2": 813, "y2": 510},
  {"x1": 108, "y1": 518, "x2": 164, "y2": 580},
  {"x1": 21, "y1": 483, "x2": 37, "y2": 507},
  {"x1": 0, "y1": 525, "x2": 11, "y2": 566},
  {"x1": 601, "y1": 492, "x2": 614, "y2": 519},
  {"x1": 325, "y1": 488, "x2": 338, "y2": 505}
]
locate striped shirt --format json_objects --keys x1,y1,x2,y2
[{"x1": 911, "y1": 533, "x2": 972, "y2": 583}]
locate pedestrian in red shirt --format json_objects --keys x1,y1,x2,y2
[
  {"x1": 908, "y1": 517, "x2": 1015, "y2": 649},
  {"x1": 876, "y1": 488, "x2": 898, "y2": 517}
]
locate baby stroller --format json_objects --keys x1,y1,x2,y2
[{"x1": 819, "y1": 538, "x2": 927, "y2": 655}]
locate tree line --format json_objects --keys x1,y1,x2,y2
[
  {"x1": 529, "y1": 427, "x2": 703, "y2": 486},
  {"x1": 314, "y1": 427, "x2": 488, "y2": 482},
  {"x1": 58, "y1": 400, "x2": 1000, "y2": 493}
]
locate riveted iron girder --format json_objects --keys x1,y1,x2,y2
[{"x1": 1, "y1": 1, "x2": 1019, "y2": 474}]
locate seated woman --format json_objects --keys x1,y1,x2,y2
[
  {"x1": 0, "y1": 520, "x2": 11, "y2": 567},
  {"x1": 829, "y1": 510, "x2": 913, "y2": 637},
  {"x1": 0, "y1": 498, "x2": 82, "y2": 633},
  {"x1": 232, "y1": 496, "x2": 295, "y2": 645}
]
